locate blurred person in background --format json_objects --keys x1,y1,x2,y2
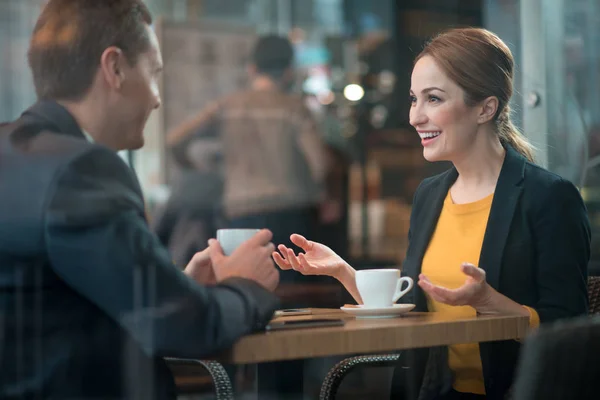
[
  {"x1": 303, "y1": 93, "x2": 356, "y2": 260},
  {"x1": 167, "y1": 34, "x2": 332, "y2": 287},
  {"x1": 152, "y1": 137, "x2": 224, "y2": 267},
  {"x1": 167, "y1": 33, "x2": 333, "y2": 400},
  {"x1": 0, "y1": 1, "x2": 280, "y2": 399}
]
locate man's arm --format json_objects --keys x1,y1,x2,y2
[{"x1": 44, "y1": 146, "x2": 279, "y2": 358}]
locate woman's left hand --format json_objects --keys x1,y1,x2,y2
[{"x1": 418, "y1": 262, "x2": 492, "y2": 308}]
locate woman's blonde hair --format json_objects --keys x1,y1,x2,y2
[{"x1": 416, "y1": 28, "x2": 535, "y2": 162}]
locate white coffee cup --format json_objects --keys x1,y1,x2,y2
[
  {"x1": 216, "y1": 229, "x2": 260, "y2": 256},
  {"x1": 355, "y1": 269, "x2": 414, "y2": 308}
]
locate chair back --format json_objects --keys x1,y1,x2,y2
[{"x1": 512, "y1": 316, "x2": 600, "y2": 400}]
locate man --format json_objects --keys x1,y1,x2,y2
[
  {"x1": 0, "y1": 1, "x2": 279, "y2": 399},
  {"x1": 166, "y1": 35, "x2": 331, "y2": 286}
]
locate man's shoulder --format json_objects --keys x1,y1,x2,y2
[
  {"x1": 2, "y1": 118, "x2": 91, "y2": 162},
  {"x1": 2, "y1": 118, "x2": 135, "y2": 193},
  {"x1": 43, "y1": 139, "x2": 144, "y2": 225}
]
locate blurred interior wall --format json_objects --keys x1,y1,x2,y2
[
  {"x1": 0, "y1": 0, "x2": 44, "y2": 122},
  {"x1": 483, "y1": 0, "x2": 523, "y2": 132}
]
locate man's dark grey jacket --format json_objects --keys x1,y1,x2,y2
[{"x1": 0, "y1": 100, "x2": 279, "y2": 399}]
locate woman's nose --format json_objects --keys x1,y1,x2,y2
[{"x1": 409, "y1": 104, "x2": 427, "y2": 127}]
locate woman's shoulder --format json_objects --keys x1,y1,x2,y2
[
  {"x1": 523, "y1": 162, "x2": 579, "y2": 194},
  {"x1": 522, "y1": 162, "x2": 584, "y2": 206}
]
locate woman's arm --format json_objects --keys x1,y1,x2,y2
[
  {"x1": 475, "y1": 178, "x2": 590, "y2": 322},
  {"x1": 335, "y1": 262, "x2": 363, "y2": 305},
  {"x1": 273, "y1": 235, "x2": 363, "y2": 304},
  {"x1": 528, "y1": 179, "x2": 590, "y2": 322},
  {"x1": 472, "y1": 284, "x2": 531, "y2": 317}
]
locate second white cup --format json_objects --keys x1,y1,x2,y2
[{"x1": 355, "y1": 269, "x2": 414, "y2": 308}]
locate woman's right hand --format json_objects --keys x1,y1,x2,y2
[
  {"x1": 272, "y1": 234, "x2": 347, "y2": 279},
  {"x1": 274, "y1": 234, "x2": 363, "y2": 304}
]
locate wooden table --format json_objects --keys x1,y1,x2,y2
[
  {"x1": 216, "y1": 308, "x2": 530, "y2": 364},
  {"x1": 176, "y1": 309, "x2": 529, "y2": 398}
]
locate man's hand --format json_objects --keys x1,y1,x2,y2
[
  {"x1": 208, "y1": 229, "x2": 279, "y2": 291},
  {"x1": 184, "y1": 248, "x2": 217, "y2": 285}
]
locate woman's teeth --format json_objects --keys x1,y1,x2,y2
[{"x1": 420, "y1": 131, "x2": 441, "y2": 139}]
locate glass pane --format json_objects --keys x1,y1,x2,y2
[
  {"x1": 546, "y1": 1, "x2": 600, "y2": 185},
  {"x1": 570, "y1": 1, "x2": 600, "y2": 269},
  {"x1": 536, "y1": 0, "x2": 600, "y2": 266}
]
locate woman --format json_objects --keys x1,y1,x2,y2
[{"x1": 273, "y1": 28, "x2": 591, "y2": 400}]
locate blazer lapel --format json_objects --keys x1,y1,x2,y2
[
  {"x1": 412, "y1": 170, "x2": 457, "y2": 269},
  {"x1": 410, "y1": 169, "x2": 457, "y2": 309},
  {"x1": 478, "y1": 146, "x2": 526, "y2": 290}
]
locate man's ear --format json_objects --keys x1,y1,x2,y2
[
  {"x1": 100, "y1": 46, "x2": 125, "y2": 90},
  {"x1": 478, "y1": 96, "x2": 499, "y2": 124}
]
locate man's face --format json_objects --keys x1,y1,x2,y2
[{"x1": 113, "y1": 25, "x2": 163, "y2": 150}]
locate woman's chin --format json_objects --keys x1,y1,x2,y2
[{"x1": 423, "y1": 148, "x2": 444, "y2": 162}]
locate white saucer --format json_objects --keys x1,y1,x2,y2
[{"x1": 340, "y1": 304, "x2": 416, "y2": 318}]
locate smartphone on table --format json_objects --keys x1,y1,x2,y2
[
  {"x1": 274, "y1": 308, "x2": 312, "y2": 317},
  {"x1": 265, "y1": 318, "x2": 345, "y2": 331}
]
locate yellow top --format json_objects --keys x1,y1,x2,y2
[{"x1": 421, "y1": 191, "x2": 539, "y2": 395}]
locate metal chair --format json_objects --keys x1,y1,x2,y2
[
  {"x1": 587, "y1": 276, "x2": 600, "y2": 314},
  {"x1": 166, "y1": 358, "x2": 234, "y2": 400},
  {"x1": 319, "y1": 354, "x2": 401, "y2": 400},
  {"x1": 319, "y1": 276, "x2": 600, "y2": 400}
]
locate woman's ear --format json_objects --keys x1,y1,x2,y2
[{"x1": 478, "y1": 96, "x2": 499, "y2": 124}]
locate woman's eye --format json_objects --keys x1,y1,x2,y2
[
  {"x1": 409, "y1": 95, "x2": 417, "y2": 104},
  {"x1": 428, "y1": 95, "x2": 441, "y2": 103}
]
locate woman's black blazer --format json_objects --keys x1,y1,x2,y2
[{"x1": 394, "y1": 145, "x2": 591, "y2": 400}]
